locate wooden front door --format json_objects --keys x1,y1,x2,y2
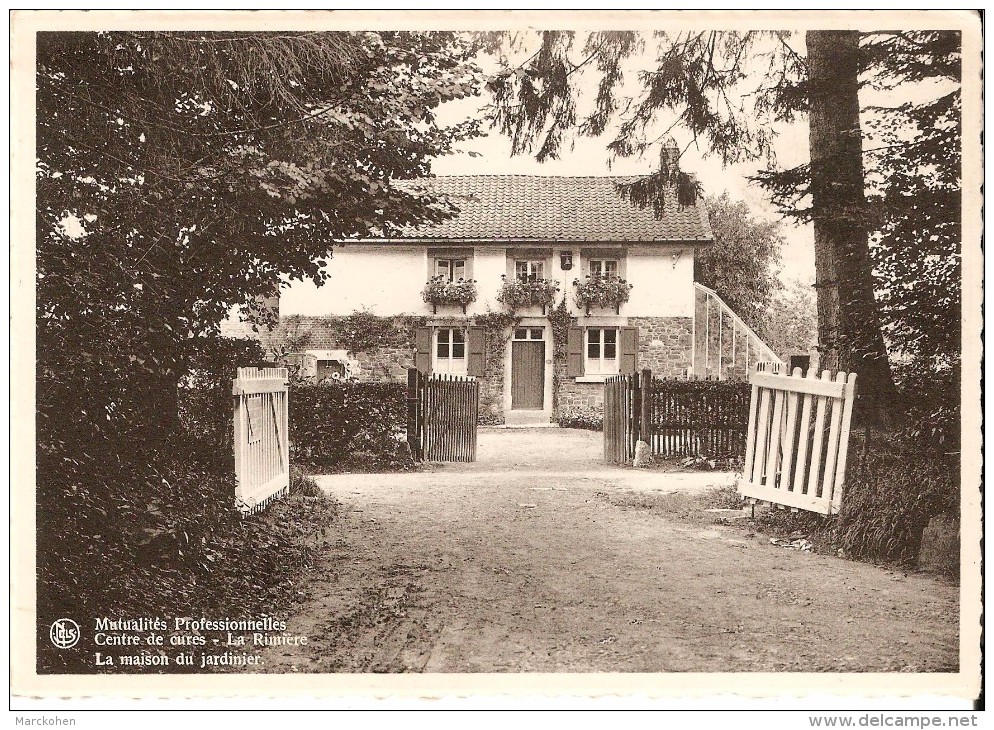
[{"x1": 511, "y1": 328, "x2": 545, "y2": 410}]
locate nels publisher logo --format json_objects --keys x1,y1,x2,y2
[{"x1": 49, "y1": 618, "x2": 80, "y2": 649}]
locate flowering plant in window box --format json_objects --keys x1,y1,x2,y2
[
  {"x1": 573, "y1": 274, "x2": 633, "y2": 315},
  {"x1": 422, "y1": 275, "x2": 477, "y2": 314},
  {"x1": 496, "y1": 274, "x2": 560, "y2": 313}
]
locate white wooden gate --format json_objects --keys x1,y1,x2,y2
[
  {"x1": 740, "y1": 367, "x2": 857, "y2": 515},
  {"x1": 233, "y1": 367, "x2": 289, "y2": 514}
]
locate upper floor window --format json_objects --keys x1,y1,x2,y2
[
  {"x1": 515, "y1": 260, "x2": 545, "y2": 282},
  {"x1": 434, "y1": 327, "x2": 467, "y2": 374},
  {"x1": 435, "y1": 258, "x2": 467, "y2": 282},
  {"x1": 589, "y1": 259, "x2": 619, "y2": 278},
  {"x1": 585, "y1": 327, "x2": 619, "y2": 375}
]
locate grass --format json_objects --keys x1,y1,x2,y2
[
  {"x1": 598, "y1": 486, "x2": 745, "y2": 523},
  {"x1": 599, "y1": 484, "x2": 959, "y2": 581}
]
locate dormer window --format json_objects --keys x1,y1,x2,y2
[
  {"x1": 435, "y1": 258, "x2": 466, "y2": 282},
  {"x1": 515, "y1": 260, "x2": 545, "y2": 282},
  {"x1": 589, "y1": 259, "x2": 619, "y2": 278}
]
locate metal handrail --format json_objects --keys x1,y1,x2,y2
[{"x1": 694, "y1": 283, "x2": 783, "y2": 375}]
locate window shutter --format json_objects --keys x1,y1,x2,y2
[
  {"x1": 414, "y1": 326, "x2": 432, "y2": 374},
  {"x1": 620, "y1": 326, "x2": 639, "y2": 374},
  {"x1": 467, "y1": 327, "x2": 487, "y2": 377},
  {"x1": 566, "y1": 327, "x2": 584, "y2": 376}
]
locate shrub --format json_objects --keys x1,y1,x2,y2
[
  {"x1": 178, "y1": 336, "x2": 268, "y2": 450},
  {"x1": 826, "y1": 434, "x2": 959, "y2": 567},
  {"x1": 559, "y1": 407, "x2": 603, "y2": 431},
  {"x1": 36, "y1": 434, "x2": 339, "y2": 674},
  {"x1": 288, "y1": 380, "x2": 414, "y2": 472}
]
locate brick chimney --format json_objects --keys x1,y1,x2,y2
[{"x1": 660, "y1": 136, "x2": 680, "y2": 176}]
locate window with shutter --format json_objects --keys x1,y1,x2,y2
[
  {"x1": 584, "y1": 327, "x2": 619, "y2": 375},
  {"x1": 434, "y1": 327, "x2": 468, "y2": 375}
]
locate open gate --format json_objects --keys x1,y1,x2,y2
[
  {"x1": 739, "y1": 367, "x2": 858, "y2": 515},
  {"x1": 407, "y1": 369, "x2": 479, "y2": 462},
  {"x1": 604, "y1": 368, "x2": 751, "y2": 464},
  {"x1": 233, "y1": 366, "x2": 289, "y2": 513}
]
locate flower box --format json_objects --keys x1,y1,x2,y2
[
  {"x1": 573, "y1": 274, "x2": 633, "y2": 315},
  {"x1": 496, "y1": 275, "x2": 560, "y2": 313},
  {"x1": 422, "y1": 276, "x2": 478, "y2": 314}
]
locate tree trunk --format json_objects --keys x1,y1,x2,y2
[{"x1": 806, "y1": 30, "x2": 901, "y2": 429}]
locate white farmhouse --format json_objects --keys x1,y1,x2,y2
[{"x1": 226, "y1": 159, "x2": 779, "y2": 425}]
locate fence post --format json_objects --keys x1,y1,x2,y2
[
  {"x1": 630, "y1": 371, "x2": 641, "y2": 459},
  {"x1": 406, "y1": 368, "x2": 421, "y2": 461},
  {"x1": 639, "y1": 367, "x2": 652, "y2": 442}
]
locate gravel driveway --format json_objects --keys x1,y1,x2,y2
[{"x1": 255, "y1": 427, "x2": 958, "y2": 673}]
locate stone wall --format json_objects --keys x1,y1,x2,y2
[
  {"x1": 629, "y1": 316, "x2": 693, "y2": 378},
  {"x1": 556, "y1": 369, "x2": 603, "y2": 413},
  {"x1": 254, "y1": 314, "x2": 509, "y2": 423},
  {"x1": 260, "y1": 315, "x2": 420, "y2": 383},
  {"x1": 555, "y1": 316, "x2": 694, "y2": 418}
]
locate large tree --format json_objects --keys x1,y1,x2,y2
[
  {"x1": 697, "y1": 192, "x2": 784, "y2": 333},
  {"x1": 804, "y1": 30, "x2": 899, "y2": 425},
  {"x1": 860, "y1": 31, "x2": 962, "y2": 385},
  {"x1": 480, "y1": 29, "x2": 960, "y2": 428},
  {"x1": 37, "y1": 31, "x2": 482, "y2": 448}
]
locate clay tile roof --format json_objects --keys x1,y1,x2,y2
[{"x1": 390, "y1": 175, "x2": 713, "y2": 243}]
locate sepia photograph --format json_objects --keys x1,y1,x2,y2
[{"x1": 10, "y1": 9, "x2": 983, "y2": 708}]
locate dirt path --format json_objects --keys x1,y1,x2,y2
[{"x1": 256, "y1": 428, "x2": 958, "y2": 673}]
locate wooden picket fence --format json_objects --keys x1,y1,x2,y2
[
  {"x1": 603, "y1": 372, "x2": 640, "y2": 464},
  {"x1": 233, "y1": 367, "x2": 290, "y2": 514},
  {"x1": 604, "y1": 368, "x2": 751, "y2": 464},
  {"x1": 740, "y1": 367, "x2": 858, "y2": 515},
  {"x1": 648, "y1": 377, "x2": 751, "y2": 458},
  {"x1": 407, "y1": 369, "x2": 479, "y2": 462}
]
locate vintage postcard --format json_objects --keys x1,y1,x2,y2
[{"x1": 10, "y1": 9, "x2": 983, "y2": 708}]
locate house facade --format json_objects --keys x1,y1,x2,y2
[{"x1": 255, "y1": 173, "x2": 711, "y2": 426}]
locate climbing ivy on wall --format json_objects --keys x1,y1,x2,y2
[
  {"x1": 474, "y1": 310, "x2": 520, "y2": 425},
  {"x1": 475, "y1": 310, "x2": 521, "y2": 361},
  {"x1": 547, "y1": 297, "x2": 576, "y2": 419},
  {"x1": 338, "y1": 309, "x2": 400, "y2": 354},
  {"x1": 548, "y1": 298, "x2": 573, "y2": 359}
]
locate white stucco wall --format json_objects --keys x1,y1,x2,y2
[
  {"x1": 276, "y1": 242, "x2": 699, "y2": 318},
  {"x1": 623, "y1": 244, "x2": 696, "y2": 317},
  {"x1": 470, "y1": 246, "x2": 507, "y2": 314},
  {"x1": 279, "y1": 244, "x2": 428, "y2": 316}
]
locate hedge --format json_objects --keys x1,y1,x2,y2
[
  {"x1": 36, "y1": 436, "x2": 337, "y2": 674},
  {"x1": 288, "y1": 380, "x2": 414, "y2": 472}
]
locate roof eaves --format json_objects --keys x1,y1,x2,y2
[{"x1": 340, "y1": 236, "x2": 714, "y2": 245}]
